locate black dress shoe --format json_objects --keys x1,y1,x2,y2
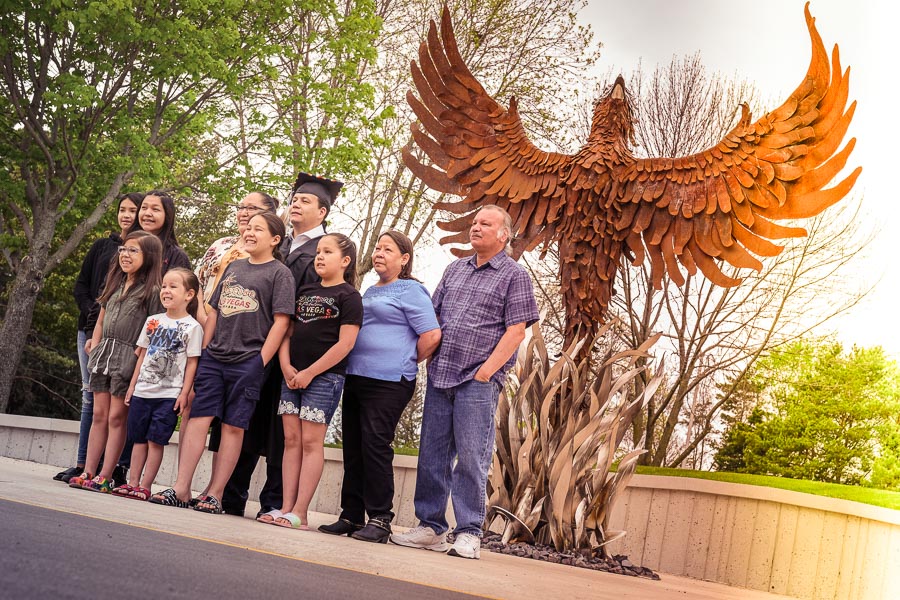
[
  {"x1": 350, "y1": 517, "x2": 392, "y2": 543},
  {"x1": 54, "y1": 466, "x2": 82, "y2": 483},
  {"x1": 318, "y1": 518, "x2": 364, "y2": 536}
]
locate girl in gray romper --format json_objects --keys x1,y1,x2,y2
[{"x1": 69, "y1": 231, "x2": 164, "y2": 494}]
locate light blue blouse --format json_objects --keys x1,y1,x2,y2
[{"x1": 345, "y1": 279, "x2": 439, "y2": 381}]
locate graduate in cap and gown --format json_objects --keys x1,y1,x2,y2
[{"x1": 220, "y1": 173, "x2": 344, "y2": 517}]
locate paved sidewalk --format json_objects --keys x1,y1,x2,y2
[{"x1": 0, "y1": 457, "x2": 790, "y2": 599}]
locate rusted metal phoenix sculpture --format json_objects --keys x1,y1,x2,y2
[{"x1": 404, "y1": 4, "x2": 859, "y2": 345}]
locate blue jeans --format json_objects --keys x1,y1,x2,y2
[
  {"x1": 414, "y1": 378, "x2": 500, "y2": 536},
  {"x1": 76, "y1": 329, "x2": 93, "y2": 465},
  {"x1": 278, "y1": 372, "x2": 344, "y2": 425}
]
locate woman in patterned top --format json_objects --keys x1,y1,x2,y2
[{"x1": 195, "y1": 192, "x2": 279, "y2": 324}]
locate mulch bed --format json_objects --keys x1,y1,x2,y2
[{"x1": 479, "y1": 532, "x2": 660, "y2": 579}]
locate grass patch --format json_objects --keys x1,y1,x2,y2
[
  {"x1": 635, "y1": 466, "x2": 900, "y2": 511},
  {"x1": 326, "y1": 442, "x2": 420, "y2": 457},
  {"x1": 393, "y1": 446, "x2": 420, "y2": 456}
]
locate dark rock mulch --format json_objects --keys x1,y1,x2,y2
[{"x1": 479, "y1": 532, "x2": 660, "y2": 580}]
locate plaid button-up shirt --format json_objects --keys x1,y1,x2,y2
[{"x1": 428, "y1": 251, "x2": 539, "y2": 389}]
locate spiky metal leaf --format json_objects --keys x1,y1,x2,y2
[{"x1": 486, "y1": 323, "x2": 663, "y2": 555}]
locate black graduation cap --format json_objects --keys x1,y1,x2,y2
[{"x1": 292, "y1": 172, "x2": 344, "y2": 209}]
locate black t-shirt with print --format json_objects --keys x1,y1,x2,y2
[{"x1": 289, "y1": 281, "x2": 363, "y2": 375}]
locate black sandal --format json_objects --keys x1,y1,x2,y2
[
  {"x1": 193, "y1": 494, "x2": 223, "y2": 514},
  {"x1": 148, "y1": 488, "x2": 191, "y2": 508}
]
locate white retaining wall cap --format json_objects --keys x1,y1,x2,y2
[{"x1": 630, "y1": 473, "x2": 900, "y2": 525}]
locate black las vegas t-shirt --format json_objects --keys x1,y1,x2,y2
[{"x1": 289, "y1": 281, "x2": 363, "y2": 375}]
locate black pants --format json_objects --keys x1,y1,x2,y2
[
  {"x1": 221, "y1": 451, "x2": 282, "y2": 514},
  {"x1": 339, "y1": 374, "x2": 415, "y2": 523}
]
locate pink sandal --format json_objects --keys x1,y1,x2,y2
[
  {"x1": 127, "y1": 486, "x2": 151, "y2": 501},
  {"x1": 68, "y1": 472, "x2": 93, "y2": 489},
  {"x1": 112, "y1": 484, "x2": 134, "y2": 497}
]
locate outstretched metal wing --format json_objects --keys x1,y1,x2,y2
[
  {"x1": 403, "y1": 6, "x2": 574, "y2": 257},
  {"x1": 604, "y1": 3, "x2": 859, "y2": 289}
]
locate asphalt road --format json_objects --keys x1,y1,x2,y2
[{"x1": 0, "y1": 499, "x2": 482, "y2": 600}]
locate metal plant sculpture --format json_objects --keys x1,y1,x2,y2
[
  {"x1": 487, "y1": 323, "x2": 663, "y2": 554},
  {"x1": 404, "y1": 3, "x2": 859, "y2": 346}
]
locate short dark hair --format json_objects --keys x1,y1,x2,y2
[{"x1": 378, "y1": 230, "x2": 418, "y2": 281}]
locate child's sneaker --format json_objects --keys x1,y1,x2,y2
[
  {"x1": 82, "y1": 475, "x2": 113, "y2": 493},
  {"x1": 68, "y1": 472, "x2": 92, "y2": 489},
  {"x1": 389, "y1": 525, "x2": 450, "y2": 552}
]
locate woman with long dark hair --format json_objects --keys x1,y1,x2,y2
[
  {"x1": 137, "y1": 190, "x2": 191, "y2": 273},
  {"x1": 319, "y1": 230, "x2": 441, "y2": 543}
]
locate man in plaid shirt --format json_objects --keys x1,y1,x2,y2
[{"x1": 391, "y1": 205, "x2": 539, "y2": 559}]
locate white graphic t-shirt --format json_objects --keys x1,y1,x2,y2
[{"x1": 134, "y1": 313, "x2": 203, "y2": 398}]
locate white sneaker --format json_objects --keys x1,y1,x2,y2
[
  {"x1": 389, "y1": 525, "x2": 450, "y2": 552},
  {"x1": 447, "y1": 532, "x2": 481, "y2": 559}
]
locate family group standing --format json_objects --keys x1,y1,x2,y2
[{"x1": 55, "y1": 174, "x2": 538, "y2": 560}]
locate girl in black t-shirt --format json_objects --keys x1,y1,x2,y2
[{"x1": 258, "y1": 233, "x2": 363, "y2": 529}]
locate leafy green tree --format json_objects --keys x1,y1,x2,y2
[
  {"x1": 0, "y1": 0, "x2": 297, "y2": 412},
  {"x1": 225, "y1": 0, "x2": 383, "y2": 192},
  {"x1": 713, "y1": 407, "x2": 764, "y2": 472},
  {"x1": 870, "y1": 417, "x2": 900, "y2": 491},
  {"x1": 713, "y1": 339, "x2": 900, "y2": 485}
]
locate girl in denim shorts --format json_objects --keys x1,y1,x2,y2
[{"x1": 258, "y1": 233, "x2": 362, "y2": 529}]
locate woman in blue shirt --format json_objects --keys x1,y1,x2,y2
[{"x1": 319, "y1": 231, "x2": 441, "y2": 543}]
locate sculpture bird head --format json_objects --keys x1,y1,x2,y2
[{"x1": 590, "y1": 75, "x2": 636, "y2": 149}]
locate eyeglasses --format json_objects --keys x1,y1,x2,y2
[
  {"x1": 236, "y1": 204, "x2": 265, "y2": 213},
  {"x1": 118, "y1": 246, "x2": 141, "y2": 256}
]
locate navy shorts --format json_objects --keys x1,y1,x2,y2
[
  {"x1": 191, "y1": 351, "x2": 265, "y2": 430},
  {"x1": 278, "y1": 372, "x2": 344, "y2": 425},
  {"x1": 127, "y1": 395, "x2": 178, "y2": 446}
]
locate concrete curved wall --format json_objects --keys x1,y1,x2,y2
[
  {"x1": 1, "y1": 414, "x2": 897, "y2": 599},
  {"x1": 605, "y1": 474, "x2": 900, "y2": 600}
]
